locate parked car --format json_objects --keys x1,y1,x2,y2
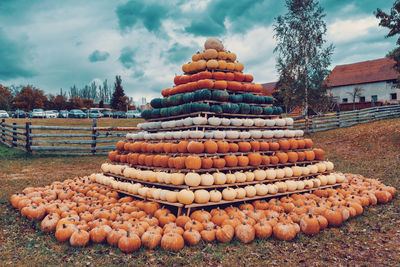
[
  {"x1": 113, "y1": 111, "x2": 127, "y2": 118},
  {"x1": 68, "y1": 109, "x2": 86, "y2": 118},
  {"x1": 58, "y1": 110, "x2": 69, "y2": 118},
  {"x1": 12, "y1": 110, "x2": 26, "y2": 118},
  {"x1": 45, "y1": 110, "x2": 57, "y2": 118},
  {"x1": 49, "y1": 110, "x2": 59, "y2": 117},
  {"x1": 0, "y1": 110, "x2": 9, "y2": 118},
  {"x1": 85, "y1": 110, "x2": 102, "y2": 118},
  {"x1": 101, "y1": 110, "x2": 113, "y2": 118},
  {"x1": 30, "y1": 109, "x2": 45, "y2": 118},
  {"x1": 126, "y1": 110, "x2": 140, "y2": 118}
]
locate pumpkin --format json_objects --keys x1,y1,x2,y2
[
  {"x1": 185, "y1": 156, "x2": 202, "y2": 170},
  {"x1": 213, "y1": 172, "x2": 227, "y2": 185},
  {"x1": 204, "y1": 140, "x2": 218, "y2": 153},
  {"x1": 201, "y1": 227, "x2": 216, "y2": 242},
  {"x1": 200, "y1": 173, "x2": 214, "y2": 185},
  {"x1": 235, "y1": 222, "x2": 255, "y2": 243},
  {"x1": 185, "y1": 172, "x2": 201, "y2": 187},
  {"x1": 304, "y1": 139, "x2": 313, "y2": 148},
  {"x1": 224, "y1": 155, "x2": 238, "y2": 167},
  {"x1": 141, "y1": 231, "x2": 162, "y2": 249},
  {"x1": 70, "y1": 229, "x2": 90, "y2": 247},
  {"x1": 287, "y1": 152, "x2": 299, "y2": 163},
  {"x1": 89, "y1": 226, "x2": 109, "y2": 243},
  {"x1": 206, "y1": 59, "x2": 219, "y2": 69},
  {"x1": 214, "y1": 80, "x2": 228, "y2": 90},
  {"x1": 183, "y1": 228, "x2": 201, "y2": 245},
  {"x1": 202, "y1": 157, "x2": 214, "y2": 169},
  {"x1": 222, "y1": 188, "x2": 237, "y2": 200},
  {"x1": 278, "y1": 140, "x2": 290, "y2": 150},
  {"x1": 229, "y1": 143, "x2": 239, "y2": 152},
  {"x1": 118, "y1": 232, "x2": 141, "y2": 253},
  {"x1": 273, "y1": 222, "x2": 297, "y2": 240},
  {"x1": 205, "y1": 38, "x2": 224, "y2": 51},
  {"x1": 238, "y1": 142, "x2": 252, "y2": 152},
  {"x1": 217, "y1": 141, "x2": 230, "y2": 153},
  {"x1": 269, "y1": 142, "x2": 280, "y2": 151},
  {"x1": 276, "y1": 152, "x2": 289, "y2": 163},
  {"x1": 204, "y1": 49, "x2": 218, "y2": 59},
  {"x1": 324, "y1": 208, "x2": 343, "y2": 226},
  {"x1": 254, "y1": 221, "x2": 273, "y2": 239},
  {"x1": 248, "y1": 153, "x2": 262, "y2": 166},
  {"x1": 187, "y1": 141, "x2": 205, "y2": 154},
  {"x1": 107, "y1": 228, "x2": 127, "y2": 247},
  {"x1": 177, "y1": 189, "x2": 195, "y2": 204},
  {"x1": 216, "y1": 225, "x2": 234, "y2": 243},
  {"x1": 161, "y1": 232, "x2": 184, "y2": 251},
  {"x1": 194, "y1": 190, "x2": 210, "y2": 203},
  {"x1": 55, "y1": 224, "x2": 77, "y2": 242},
  {"x1": 300, "y1": 214, "x2": 320, "y2": 235},
  {"x1": 213, "y1": 158, "x2": 226, "y2": 168},
  {"x1": 210, "y1": 190, "x2": 222, "y2": 202}
]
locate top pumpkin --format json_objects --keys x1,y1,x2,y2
[{"x1": 204, "y1": 37, "x2": 224, "y2": 52}]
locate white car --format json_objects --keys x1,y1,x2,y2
[
  {"x1": 31, "y1": 109, "x2": 45, "y2": 118},
  {"x1": 0, "y1": 110, "x2": 9, "y2": 118},
  {"x1": 45, "y1": 111, "x2": 57, "y2": 118},
  {"x1": 127, "y1": 110, "x2": 140, "y2": 118}
]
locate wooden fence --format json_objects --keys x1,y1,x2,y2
[
  {"x1": 294, "y1": 104, "x2": 400, "y2": 133},
  {"x1": 0, "y1": 119, "x2": 136, "y2": 156}
]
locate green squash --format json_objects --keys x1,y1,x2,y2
[
  {"x1": 263, "y1": 107, "x2": 273, "y2": 115},
  {"x1": 210, "y1": 105, "x2": 223, "y2": 114},
  {"x1": 239, "y1": 103, "x2": 251, "y2": 114},
  {"x1": 195, "y1": 89, "x2": 212, "y2": 100},
  {"x1": 150, "y1": 98, "x2": 163, "y2": 109}
]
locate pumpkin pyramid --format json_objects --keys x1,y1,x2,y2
[{"x1": 100, "y1": 37, "x2": 342, "y2": 213}]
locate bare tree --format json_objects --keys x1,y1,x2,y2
[{"x1": 347, "y1": 86, "x2": 364, "y2": 110}]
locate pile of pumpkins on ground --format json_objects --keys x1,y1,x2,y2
[{"x1": 9, "y1": 173, "x2": 395, "y2": 252}]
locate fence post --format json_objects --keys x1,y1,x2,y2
[
  {"x1": 310, "y1": 117, "x2": 313, "y2": 133},
  {"x1": 336, "y1": 111, "x2": 340, "y2": 129},
  {"x1": 12, "y1": 122, "x2": 17, "y2": 147},
  {"x1": 92, "y1": 118, "x2": 97, "y2": 155},
  {"x1": 25, "y1": 122, "x2": 31, "y2": 153},
  {"x1": 356, "y1": 109, "x2": 360, "y2": 124},
  {"x1": 1, "y1": 119, "x2": 4, "y2": 143}
]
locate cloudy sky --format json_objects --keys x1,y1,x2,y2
[{"x1": 0, "y1": 0, "x2": 396, "y2": 101}]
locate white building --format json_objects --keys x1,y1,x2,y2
[{"x1": 325, "y1": 58, "x2": 400, "y2": 107}]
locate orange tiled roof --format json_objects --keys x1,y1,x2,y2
[{"x1": 324, "y1": 58, "x2": 399, "y2": 87}]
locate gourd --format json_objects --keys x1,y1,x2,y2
[
  {"x1": 213, "y1": 172, "x2": 227, "y2": 185},
  {"x1": 194, "y1": 190, "x2": 210, "y2": 203},
  {"x1": 222, "y1": 188, "x2": 237, "y2": 201},
  {"x1": 235, "y1": 188, "x2": 246, "y2": 199},
  {"x1": 255, "y1": 184, "x2": 268, "y2": 196},
  {"x1": 209, "y1": 190, "x2": 222, "y2": 202},
  {"x1": 244, "y1": 186, "x2": 257, "y2": 197},
  {"x1": 254, "y1": 169, "x2": 267, "y2": 181},
  {"x1": 185, "y1": 172, "x2": 201, "y2": 187},
  {"x1": 200, "y1": 173, "x2": 214, "y2": 186},
  {"x1": 177, "y1": 189, "x2": 195, "y2": 204}
]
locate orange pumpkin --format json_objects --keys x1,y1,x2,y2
[
  {"x1": 250, "y1": 141, "x2": 260, "y2": 151},
  {"x1": 187, "y1": 141, "x2": 205, "y2": 154},
  {"x1": 185, "y1": 156, "x2": 202, "y2": 170},
  {"x1": 288, "y1": 139, "x2": 298, "y2": 150},
  {"x1": 261, "y1": 155, "x2": 270, "y2": 165},
  {"x1": 238, "y1": 142, "x2": 251, "y2": 152},
  {"x1": 138, "y1": 154, "x2": 146, "y2": 165},
  {"x1": 287, "y1": 152, "x2": 299, "y2": 163},
  {"x1": 177, "y1": 141, "x2": 189, "y2": 153},
  {"x1": 160, "y1": 155, "x2": 170, "y2": 167},
  {"x1": 237, "y1": 155, "x2": 249, "y2": 166},
  {"x1": 304, "y1": 139, "x2": 313, "y2": 148},
  {"x1": 197, "y1": 79, "x2": 214, "y2": 89},
  {"x1": 108, "y1": 151, "x2": 118, "y2": 161},
  {"x1": 144, "y1": 155, "x2": 154, "y2": 166},
  {"x1": 204, "y1": 140, "x2": 218, "y2": 154},
  {"x1": 217, "y1": 141, "x2": 230, "y2": 153},
  {"x1": 276, "y1": 152, "x2": 289, "y2": 164},
  {"x1": 304, "y1": 151, "x2": 315, "y2": 161},
  {"x1": 269, "y1": 142, "x2": 280, "y2": 151},
  {"x1": 269, "y1": 155, "x2": 279, "y2": 165},
  {"x1": 224, "y1": 155, "x2": 238, "y2": 167},
  {"x1": 228, "y1": 143, "x2": 239, "y2": 152},
  {"x1": 313, "y1": 149, "x2": 325, "y2": 160},
  {"x1": 213, "y1": 80, "x2": 228, "y2": 90},
  {"x1": 163, "y1": 143, "x2": 173, "y2": 153},
  {"x1": 278, "y1": 140, "x2": 290, "y2": 150},
  {"x1": 244, "y1": 74, "x2": 254, "y2": 82},
  {"x1": 213, "y1": 158, "x2": 226, "y2": 168},
  {"x1": 259, "y1": 141, "x2": 269, "y2": 151},
  {"x1": 297, "y1": 139, "x2": 305, "y2": 149},
  {"x1": 213, "y1": 72, "x2": 226, "y2": 80},
  {"x1": 202, "y1": 157, "x2": 213, "y2": 169},
  {"x1": 174, "y1": 157, "x2": 187, "y2": 169},
  {"x1": 297, "y1": 151, "x2": 305, "y2": 161},
  {"x1": 171, "y1": 144, "x2": 179, "y2": 153},
  {"x1": 248, "y1": 153, "x2": 262, "y2": 166},
  {"x1": 117, "y1": 141, "x2": 125, "y2": 151}
]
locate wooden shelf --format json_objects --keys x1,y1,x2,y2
[
  {"x1": 146, "y1": 124, "x2": 290, "y2": 132},
  {"x1": 128, "y1": 160, "x2": 322, "y2": 173},
  {"x1": 105, "y1": 171, "x2": 330, "y2": 191},
  {"x1": 128, "y1": 137, "x2": 305, "y2": 143},
  {"x1": 113, "y1": 189, "x2": 184, "y2": 207},
  {"x1": 146, "y1": 112, "x2": 280, "y2": 122}
]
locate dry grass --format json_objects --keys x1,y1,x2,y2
[{"x1": 0, "y1": 118, "x2": 399, "y2": 266}]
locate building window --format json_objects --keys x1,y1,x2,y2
[
  {"x1": 371, "y1": 95, "x2": 378, "y2": 102},
  {"x1": 342, "y1": 98, "x2": 348, "y2": 103},
  {"x1": 359, "y1": 96, "x2": 365, "y2": 102},
  {"x1": 391, "y1": 93, "x2": 397, "y2": 100}
]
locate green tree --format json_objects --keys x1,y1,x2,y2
[
  {"x1": 110, "y1": 75, "x2": 127, "y2": 110},
  {"x1": 376, "y1": 1, "x2": 400, "y2": 80},
  {"x1": 0, "y1": 85, "x2": 13, "y2": 110},
  {"x1": 273, "y1": 0, "x2": 334, "y2": 117}
]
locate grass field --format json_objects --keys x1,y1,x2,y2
[{"x1": 0, "y1": 118, "x2": 399, "y2": 266}]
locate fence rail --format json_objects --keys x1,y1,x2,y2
[
  {"x1": 293, "y1": 104, "x2": 400, "y2": 133},
  {"x1": 0, "y1": 118, "x2": 136, "y2": 156}
]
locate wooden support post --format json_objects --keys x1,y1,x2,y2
[
  {"x1": 25, "y1": 122, "x2": 31, "y2": 153},
  {"x1": 1, "y1": 119, "x2": 5, "y2": 143},
  {"x1": 356, "y1": 109, "x2": 359, "y2": 124},
  {"x1": 92, "y1": 118, "x2": 97, "y2": 155},
  {"x1": 12, "y1": 122, "x2": 17, "y2": 147}
]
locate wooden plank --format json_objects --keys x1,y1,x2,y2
[
  {"x1": 0, "y1": 127, "x2": 25, "y2": 135},
  {"x1": 126, "y1": 160, "x2": 322, "y2": 173},
  {"x1": 96, "y1": 133, "x2": 127, "y2": 138},
  {"x1": 146, "y1": 111, "x2": 279, "y2": 122},
  {"x1": 95, "y1": 127, "x2": 137, "y2": 131},
  {"x1": 30, "y1": 133, "x2": 94, "y2": 138},
  {"x1": 30, "y1": 125, "x2": 92, "y2": 130},
  {"x1": 184, "y1": 184, "x2": 342, "y2": 208},
  {"x1": 105, "y1": 171, "x2": 330, "y2": 190},
  {"x1": 146, "y1": 124, "x2": 289, "y2": 133},
  {"x1": 30, "y1": 145, "x2": 116, "y2": 151},
  {"x1": 3, "y1": 123, "x2": 25, "y2": 129},
  {"x1": 113, "y1": 189, "x2": 184, "y2": 207},
  {"x1": 141, "y1": 136, "x2": 305, "y2": 144}
]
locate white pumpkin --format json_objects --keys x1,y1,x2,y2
[
  {"x1": 285, "y1": 180, "x2": 297, "y2": 192},
  {"x1": 222, "y1": 188, "x2": 237, "y2": 201},
  {"x1": 273, "y1": 130, "x2": 285, "y2": 138},
  {"x1": 189, "y1": 131, "x2": 204, "y2": 139},
  {"x1": 156, "y1": 172, "x2": 167, "y2": 183},
  {"x1": 254, "y1": 169, "x2": 267, "y2": 181},
  {"x1": 177, "y1": 189, "x2": 195, "y2": 204},
  {"x1": 265, "y1": 169, "x2": 277, "y2": 180},
  {"x1": 254, "y1": 118, "x2": 266, "y2": 127},
  {"x1": 283, "y1": 167, "x2": 294, "y2": 177},
  {"x1": 183, "y1": 117, "x2": 193, "y2": 126},
  {"x1": 193, "y1": 116, "x2": 207, "y2": 125},
  {"x1": 245, "y1": 171, "x2": 255, "y2": 182},
  {"x1": 176, "y1": 119, "x2": 184, "y2": 127},
  {"x1": 172, "y1": 131, "x2": 183, "y2": 139},
  {"x1": 138, "y1": 186, "x2": 149, "y2": 197},
  {"x1": 230, "y1": 118, "x2": 243, "y2": 126},
  {"x1": 194, "y1": 190, "x2": 210, "y2": 203},
  {"x1": 295, "y1": 130, "x2": 304, "y2": 137},
  {"x1": 101, "y1": 163, "x2": 111, "y2": 173},
  {"x1": 275, "y1": 169, "x2": 285, "y2": 179},
  {"x1": 213, "y1": 131, "x2": 226, "y2": 139},
  {"x1": 312, "y1": 178, "x2": 321, "y2": 187},
  {"x1": 243, "y1": 119, "x2": 254, "y2": 127},
  {"x1": 234, "y1": 172, "x2": 246, "y2": 183},
  {"x1": 275, "y1": 182, "x2": 287, "y2": 193},
  {"x1": 164, "y1": 173, "x2": 172, "y2": 184},
  {"x1": 244, "y1": 186, "x2": 257, "y2": 197},
  {"x1": 164, "y1": 132, "x2": 173, "y2": 139},
  {"x1": 159, "y1": 190, "x2": 168, "y2": 201},
  {"x1": 209, "y1": 190, "x2": 222, "y2": 202},
  {"x1": 146, "y1": 188, "x2": 155, "y2": 198},
  {"x1": 200, "y1": 173, "x2": 214, "y2": 186},
  {"x1": 213, "y1": 172, "x2": 227, "y2": 185},
  {"x1": 152, "y1": 188, "x2": 162, "y2": 200},
  {"x1": 170, "y1": 173, "x2": 185, "y2": 185},
  {"x1": 256, "y1": 184, "x2": 268, "y2": 196},
  {"x1": 284, "y1": 118, "x2": 294, "y2": 126},
  {"x1": 318, "y1": 175, "x2": 328, "y2": 186},
  {"x1": 275, "y1": 119, "x2": 286, "y2": 127},
  {"x1": 335, "y1": 173, "x2": 345, "y2": 183},
  {"x1": 316, "y1": 163, "x2": 327, "y2": 173},
  {"x1": 185, "y1": 172, "x2": 201, "y2": 187},
  {"x1": 226, "y1": 131, "x2": 239, "y2": 139},
  {"x1": 204, "y1": 131, "x2": 214, "y2": 139},
  {"x1": 181, "y1": 131, "x2": 190, "y2": 139},
  {"x1": 303, "y1": 179, "x2": 314, "y2": 189},
  {"x1": 239, "y1": 131, "x2": 251, "y2": 139},
  {"x1": 262, "y1": 130, "x2": 274, "y2": 139},
  {"x1": 302, "y1": 167, "x2": 310, "y2": 176},
  {"x1": 296, "y1": 180, "x2": 305, "y2": 190},
  {"x1": 265, "y1": 119, "x2": 276, "y2": 127},
  {"x1": 226, "y1": 173, "x2": 236, "y2": 184},
  {"x1": 284, "y1": 130, "x2": 295, "y2": 138},
  {"x1": 235, "y1": 188, "x2": 246, "y2": 199},
  {"x1": 250, "y1": 130, "x2": 262, "y2": 139},
  {"x1": 327, "y1": 174, "x2": 337, "y2": 185},
  {"x1": 267, "y1": 184, "x2": 278, "y2": 194},
  {"x1": 221, "y1": 118, "x2": 231, "y2": 126},
  {"x1": 208, "y1": 117, "x2": 222, "y2": 126},
  {"x1": 292, "y1": 166, "x2": 303, "y2": 177},
  {"x1": 165, "y1": 191, "x2": 178, "y2": 203},
  {"x1": 324, "y1": 161, "x2": 334, "y2": 171},
  {"x1": 307, "y1": 165, "x2": 319, "y2": 174}
]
